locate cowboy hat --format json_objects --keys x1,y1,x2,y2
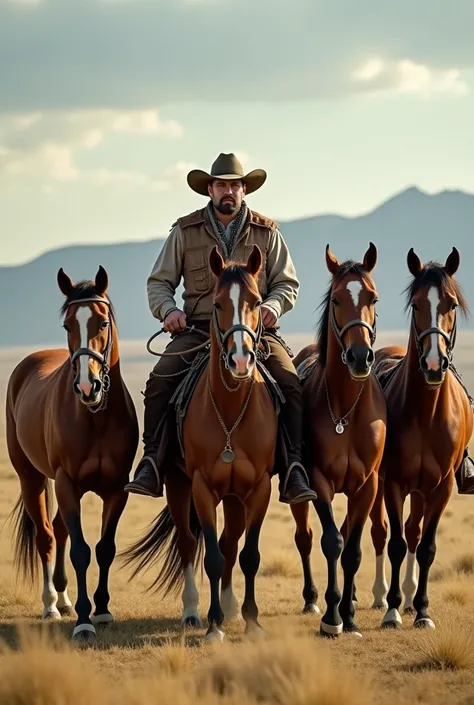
[{"x1": 187, "y1": 152, "x2": 267, "y2": 196}]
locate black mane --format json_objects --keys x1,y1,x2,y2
[
  {"x1": 316, "y1": 261, "x2": 374, "y2": 367},
  {"x1": 403, "y1": 262, "x2": 469, "y2": 317},
  {"x1": 60, "y1": 281, "x2": 115, "y2": 320}
]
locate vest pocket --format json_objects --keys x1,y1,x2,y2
[{"x1": 186, "y1": 247, "x2": 210, "y2": 292}]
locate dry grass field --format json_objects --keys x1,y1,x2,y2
[{"x1": 0, "y1": 331, "x2": 474, "y2": 704}]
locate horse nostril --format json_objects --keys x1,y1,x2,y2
[
  {"x1": 367, "y1": 348, "x2": 374, "y2": 364},
  {"x1": 346, "y1": 348, "x2": 356, "y2": 364},
  {"x1": 420, "y1": 356, "x2": 428, "y2": 371},
  {"x1": 441, "y1": 356, "x2": 449, "y2": 371},
  {"x1": 92, "y1": 378, "x2": 102, "y2": 395}
]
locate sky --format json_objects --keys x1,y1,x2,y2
[{"x1": 1, "y1": 0, "x2": 474, "y2": 265}]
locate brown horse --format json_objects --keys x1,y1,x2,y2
[
  {"x1": 375, "y1": 247, "x2": 472, "y2": 630},
  {"x1": 121, "y1": 245, "x2": 277, "y2": 642},
  {"x1": 5, "y1": 266, "x2": 138, "y2": 642},
  {"x1": 291, "y1": 243, "x2": 386, "y2": 638}
]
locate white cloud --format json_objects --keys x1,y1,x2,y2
[
  {"x1": 352, "y1": 57, "x2": 469, "y2": 98},
  {"x1": 0, "y1": 108, "x2": 183, "y2": 186}
]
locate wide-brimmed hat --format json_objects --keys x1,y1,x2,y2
[{"x1": 187, "y1": 153, "x2": 267, "y2": 196}]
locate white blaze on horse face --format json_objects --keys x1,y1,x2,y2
[
  {"x1": 76, "y1": 306, "x2": 93, "y2": 396},
  {"x1": 426, "y1": 286, "x2": 441, "y2": 371},
  {"x1": 347, "y1": 280, "x2": 363, "y2": 309},
  {"x1": 229, "y1": 281, "x2": 249, "y2": 374}
]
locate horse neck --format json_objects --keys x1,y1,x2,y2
[{"x1": 208, "y1": 328, "x2": 256, "y2": 424}]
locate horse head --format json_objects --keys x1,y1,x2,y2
[
  {"x1": 57, "y1": 265, "x2": 114, "y2": 409},
  {"x1": 209, "y1": 244, "x2": 263, "y2": 380},
  {"x1": 325, "y1": 242, "x2": 378, "y2": 379},
  {"x1": 406, "y1": 246, "x2": 468, "y2": 386}
]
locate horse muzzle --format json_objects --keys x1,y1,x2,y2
[
  {"x1": 420, "y1": 353, "x2": 448, "y2": 386},
  {"x1": 226, "y1": 346, "x2": 256, "y2": 379},
  {"x1": 73, "y1": 375, "x2": 103, "y2": 405},
  {"x1": 344, "y1": 344, "x2": 375, "y2": 380}
]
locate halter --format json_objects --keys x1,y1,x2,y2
[
  {"x1": 411, "y1": 307, "x2": 457, "y2": 366},
  {"x1": 63, "y1": 296, "x2": 113, "y2": 413},
  {"x1": 330, "y1": 301, "x2": 377, "y2": 365}
]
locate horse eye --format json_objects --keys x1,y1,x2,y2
[
  {"x1": 411, "y1": 303, "x2": 418, "y2": 311},
  {"x1": 255, "y1": 300, "x2": 262, "y2": 308},
  {"x1": 331, "y1": 297, "x2": 339, "y2": 306},
  {"x1": 373, "y1": 298, "x2": 378, "y2": 306},
  {"x1": 451, "y1": 301, "x2": 458, "y2": 311},
  {"x1": 63, "y1": 324, "x2": 70, "y2": 332},
  {"x1": 100, "y1": 320, "x2": 109, "y2": 330}
]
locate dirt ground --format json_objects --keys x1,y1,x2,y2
[{"x1": 0, "y1": 331, "x2": 473, "y2": 704}]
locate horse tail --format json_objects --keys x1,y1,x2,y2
[
  {"x1": 119, "y1": 499, "x2": 204, "y2": 596},
  {"x1": 8, "y1": 479, "x2": 54, "y2": 585}
]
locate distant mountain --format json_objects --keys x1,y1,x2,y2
[{"x1": 1, "y1": 186, "x2": 474, "y2": 346}]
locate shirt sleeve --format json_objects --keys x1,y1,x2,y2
[
  {"x1": 263, "y1": 227, "x2": 300, "y2": 317},
  {"x1": 146, "y1": 223, "x2": 184, "y2": 321}
]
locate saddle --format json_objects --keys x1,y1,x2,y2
[{"x1": 295, "y1": 351, "x2": 319, "y2": 386}]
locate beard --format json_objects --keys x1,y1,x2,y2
[{"x1": 215, "y1": 196, "x2": 239, "y2": 215}]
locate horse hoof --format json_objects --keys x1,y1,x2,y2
[
  {"x1": 92, "y1": 612, "x2": 113, "y2": 626},
  {"x1": 205, "y1": 628, "x2": 225, "y2": 644},
  {"x1": 58, "y1": 605, "x2": 74, "y2": 617},
  {"x1": 303, "y1": 603, "x2": 320, "y2": 615},
  {"x1": 72, "y1": 624, "x2": 96, "y2": 645},
  {"x1": 320, "y1": 621, "x2": 343, "y2": 638},
  {"x1": 42, "y1": 607, "x2": 61, "y2": 620},
  {"x1": 182, "y1": 615, "x2": 202, "y2": 629},
  {"x1": 371, "y1": 599, "x2": 388, "y2": 610},
  {"x1": 381, "y1": 609, "x2": 402, "y2": 629},
  {"x1": 245, "y1": 622, "x2": 266, "y2": 639},
  {"x1": 414, "y1": 617, "x2": 435, "y2": 630},
  {"x1": 344, "y1": 624, "x2": 363, "y2": 638},
  {"x1": 403, "y1": 606, "x2": 415, "y2": 616}
]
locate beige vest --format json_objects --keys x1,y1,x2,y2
[{"x1": 176, "y1": 206, "x2": 277, "y2": 319}]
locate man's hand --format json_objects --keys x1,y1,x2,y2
[
  {"x1": 261, "y1": 305, "x2": 278, "y2": 328},
  {"x1": 163, "y1": 309, "x2": 187, "y2": 333}
]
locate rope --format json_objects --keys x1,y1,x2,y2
[{"x1": 146, "y1": 325, "x2": 210, "y2": 358}]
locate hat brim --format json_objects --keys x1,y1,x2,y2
[{"x1": 187, "y1": 168, "x2": 267, "y2": 196}]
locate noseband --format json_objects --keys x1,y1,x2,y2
[
  {"x1": 212, "y1": 305, "x2": 263, "y2": 365},
  {"x1": 64, "y1": 296, "x2": 113, "y2": 413},
  {"x1": 411, "y1": 308, "x2": 457, "y2": 365},
  {"x1": 330, "y1": 302, "x2": 377, "y2": 365}
]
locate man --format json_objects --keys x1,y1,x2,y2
[{"x1": 125, "y1": 152, "x2": 318, "y2": 504}]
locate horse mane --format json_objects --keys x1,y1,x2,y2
[
  {"x1": 403, "y1": 262, "x2": 469, "y2": 318},
  {"x1": 59, "y1": 281, "x2": 116, "y2": 321},
  {"x1": 316, "y1": 260, "x2": 375, "y2": 367}
]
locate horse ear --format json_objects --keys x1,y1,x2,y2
[
  {"x1": 325, "y1": 244, "x2": 340, "y2": 276},
  {"x1": 57, "y1": 268, "x2": 74, "y2": 297},
  {"x1": 407, "y1": 247, "x2": 422, "y2": 278},
  {"x1": 94, "y1": 265, "x2": 108, "y2": 296},
  {"x1": 246, "y1": 244, "x2": 262, "y2": 277},
  {"x1": 444, "y1": 246, "x2": 460, "y2": 277},
  {"x1": 362, "y1": 242, "x2": 377, "y2": 272},
  {"x1": 209, "y1": 246, "x2": 224, "y2": 277}
]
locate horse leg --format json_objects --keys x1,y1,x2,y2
[
  {"x1": 381, "y1": 479, "x2": 407, "y2": 629},
  {"x1": 291, "y1": 501, "x2": 319, "y2": 615},
  {"x1": 20, "y1": 477, "x2": 61, "y2": 620},
  {"x1": 192, "y1": 471, "x2": 225, "y2": 642},
  {"x1": 370, "y1": 478, "x2": 389, "y2": 610},
  {"x1": 240, "y1": 472, "x2": 272, "y2": 637},
  {"x1": 92, "y1": 489, "x2": 128, "y2": 626},
  {"x1": 167, "y1": 470, "x2": 202, "y2": 628},
  {"x1": 340, "y1": 514, "x2": 359, "y2": 611},
  {"x1": 219, "y1": 495, "x2": 245, "y2": 620},
  {"x1": 339, "y1": 471, "x2": 378, "y2": 638},
  {"x1": 412, "y1": 475, "x2": 453, "y2": 630},
  {"x1": 313, "y1": 479, "x2": 344, "y2": 638},
  {"x1": 54, "y1": 469, "x2": 95, "y2": 642},
  {"x1": 52, "y1": 509, "x2": 74, "y2": 616},
  {"x1": 402, "y1": 492, "x2": 424, "y2": 615}
]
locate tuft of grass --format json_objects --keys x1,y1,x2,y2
[
  {"x1": 452, "y1": 553, "x2": 474, "y2": 576},
  {"x1": 261, "y1": 554, "x2": 300, "y2": 579},
  {"x1": 414, "y1": 624, "x2": 474, "y2": 671}
]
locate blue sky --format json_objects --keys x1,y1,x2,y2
[{"x1": 1, "y1": 0, "x2": 474, "y2": 264}]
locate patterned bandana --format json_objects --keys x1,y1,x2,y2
[{"x1": 207, "y1": 201, "x2": 248, "y2": 258}]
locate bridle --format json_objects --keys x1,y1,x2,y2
[
  {"x1": 329, "y1": 299, "x2": 377, "y2": 365},
  {"x1": 64, "y1": 296, "x2": 113, "y2": 413},
  {"x1": 410, "y1": 305, "x2": 457, "y2": 367},
  {"x1": 212, "y1": 304, "x2": 263, "y2": 367}
]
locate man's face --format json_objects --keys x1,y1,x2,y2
[{"x1": 208, "y1": 179, "x2": 246, "y2": 215}]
